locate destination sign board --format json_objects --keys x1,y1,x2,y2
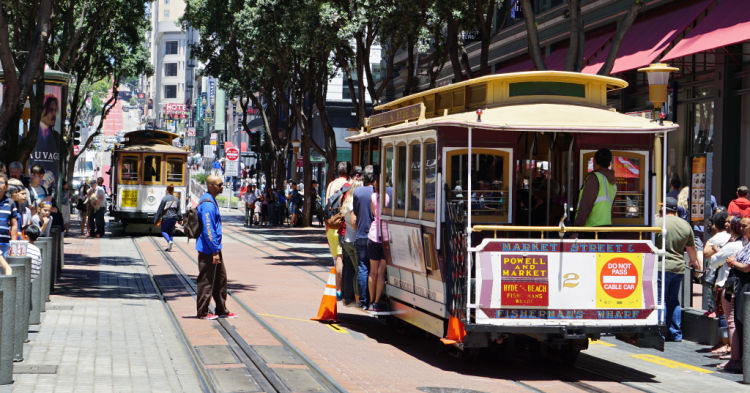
[{"x1": 368, "y1": 103, "x2": 424, "y2": 129}]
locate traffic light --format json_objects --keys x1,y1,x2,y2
[{"x1": 73, "y1": 126, "x2": 81, "y2": 146}]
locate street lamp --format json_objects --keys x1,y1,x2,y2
[
  {"x1": 291, "y1": 139, "x2": 301, "y2": 182},
  {"x1": 637, "y1": 63, "x2": 679, "y2": 123}
]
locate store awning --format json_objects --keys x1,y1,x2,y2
[
  {"x1": 662, "y1": 0, "x2": 750, "y2": 61},
  {"x1": 495, "y1": 32, "x2": 613, "y2": 74},
  {"x1": 582, "y1": 0, "x2": 714, "y2": 74}
]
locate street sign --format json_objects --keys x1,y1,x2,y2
[
  {"x1": 226, "y1": 147, "x2": 239, "y2": 161},
  {"x1": 73, "y1": 145, "x2": 80, "y2": 155},
  {"x1": 225, "y1": 145, "x2": 240, "y2": 177}
]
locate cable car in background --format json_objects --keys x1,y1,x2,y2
[{"x1": 110, "y1": 129, "x2": 190, "y2": 232}]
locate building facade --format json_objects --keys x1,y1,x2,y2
[
  {"x1": 387, "y1": 0, "x2": 750, "y2": 209},
  {"x1": 147, "y1": 0, "x2": 198, "y2": 132}
]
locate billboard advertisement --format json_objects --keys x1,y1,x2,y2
[
  {"x1": 29, "y1": 85, "x2": 64, "y2": 194},
  {"x1": 473, "y1": 239, "x2": 659, "y2": 326}
]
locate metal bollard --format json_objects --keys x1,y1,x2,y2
[
  {"x1": 0, "y1": 274, "x2": 17, "y2": 385},
  {"x1": 38, "y1": 237, "x2": 53, "y2": 306},
  {"x1": 744, "y1": 292, "x2": 750, "y2": 384},
  {"x1": 29, "y1": 265, "x2": 42, "y2": 325},
  {"x1": 50, "y1": 227, "x2": 61, "y2": 290},
  {"x1": 681, "y1": 268, "x2": 693, "y2": 308},
  {"x1": 7, "y1": 257, "x2": 30, "y2": 362}
]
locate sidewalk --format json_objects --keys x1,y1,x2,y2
[{"x1": 4, "y1": 231, "x2": 202, "y2": 393}]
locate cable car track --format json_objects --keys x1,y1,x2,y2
[{"x1": 137, "y1": 235, "x2": 346, "y2": 393}]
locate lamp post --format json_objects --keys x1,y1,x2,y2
[{"x1": 637, "y1": 63, "x2": 679, "y2": 123}]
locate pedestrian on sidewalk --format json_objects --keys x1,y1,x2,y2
[
  {"x1": 196, "y1": 175, "x2": 237, "y2": 320},
  {"x1": 154, "y1": 184, "x2": 182, "y2": 251},
  {"x1": 655, "y1": 196, "x2": 701, "y2": 342},
  {"x1": 86, "y1": 179, "x2": 106, "y2": 237},
  {"x1": 0, "y1": 173, "x2": 18, "y2": 257},
  {"x1": 727, "y1": 185, "x2": 750, "y2": 218},
  {"x1": 352, "y1": 165, "x2": 375, "y2": 309},
  {"x1": 367, "y1": 168, "x2": 387, "y2": 311},
  {"x1": 325, "y1": 161, "x2": 350, "y2": 300}
]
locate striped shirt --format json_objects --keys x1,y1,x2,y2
[
  {"x1": 27, "y1": 243, "x2": 42, "y2": 280},
  {"x1": 0, "y1": 196, "x2": 17, "y2": 244}
]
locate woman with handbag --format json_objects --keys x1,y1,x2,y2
[
  {"x1": 719, "y1": 216, "x2": 750, "y2": 372},
  {"x1": 709, "y1": 216, "x2": 744, "y2": 362},
  {"x1": 77, "y1": 183, "x2": 90, "y2": 235},
  {"x1": 154, "y1": 185, "x2": 182, "y2": 251}
]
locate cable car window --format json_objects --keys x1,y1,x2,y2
[
  {"x1": 120, "y1": 155, "x2": 139, "y2": 183},
  {"x1": 408, "y1": 143, "x2": 421, "y2": 217},
  {"x1": 383, "y1": 146, "x2": 394, "y2": 216},
  {"x1": 582, "y1": 150, "x2": 647, "y2": 225},
  {"x1": 396, "y1": 145, "x2": 406, "y2": 211},
  {"x1": 166, "y1": 157, "x2": 184, "y2": 184},
  {"x1": 143, "y1": 155, "x2": 162, "y2": 183},
  {"x1": 446, "y1": 148, "x2": 510, "y2": 222},
  {"x1": 423, "y1": 141, "x2": 437, "y2": 219}
]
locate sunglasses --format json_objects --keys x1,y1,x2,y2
[{"x1": 212, "y1": 182, "x2": 224, "y2": 187}]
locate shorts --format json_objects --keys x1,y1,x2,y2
[
  {"x1": 367, "y1": 240, "x2": 384, "y2": 261},
  {"x1": 326, "y1": 228, "x2": 342, "y2": 257}
]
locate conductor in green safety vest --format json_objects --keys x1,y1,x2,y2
[{"x1": 575, "y1": 148, "x2": 617, "y2": 230}]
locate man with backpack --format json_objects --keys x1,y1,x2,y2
[
  {"x1": 324, "y1": 161, "x2": 350, "y2": 300},
  {"x1": 194, "y1": 175, "x2": 237, "y2": 320}
]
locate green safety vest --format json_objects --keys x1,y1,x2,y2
[{"x1": 577, "y1": 171, "x2": 616, "y2": 227}]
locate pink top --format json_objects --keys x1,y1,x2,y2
[{"x1": 368, "y1": 193, "x2": 381, "y2": 243}]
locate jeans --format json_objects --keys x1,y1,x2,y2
[
  {"x1": 658, "y1": 271, "x2": 683, "y2": 340},
  {"x1": 88, "y1": 207, "x2": 105, "y2": 235},
  {"x1": 355, "y1": 238, "x2": 370, "y2": 306},
  {"x1": 0, "y1": 243, "x2": 8, "y2": 258},
  {"x1": 161, "y1": 217, "x2": 177, "y2": 243},
  {"x1": 341, "y1": 238, "x2": 359, "y2": 302}
]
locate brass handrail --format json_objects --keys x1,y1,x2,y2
[{"x1": 472, "y1": 225, "x2": 663, "y2": 240}]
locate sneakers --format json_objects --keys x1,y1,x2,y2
[
  {"x1": 167, "y1": 241, "x2": 173, "y2": 252},
  {"x1": 219, "y1": 312, "x2": 238, "y2": 319},
  {"x1": 336, "y1": 291, "x2": 342, "y2": 301},
  {"x1": 199, "y1": 313, "x2": 218, "y2": 320},
  {"x1": 367, "y1": 303, "x2": 381, "y2": 312}
]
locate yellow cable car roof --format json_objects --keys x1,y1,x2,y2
[{"x1": 346, "y1": 103, "x2": 677, "y2": 142}]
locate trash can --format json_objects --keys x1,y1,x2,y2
[{"x1": 0, "y1": 274, "x2": 17, "y2": 384}]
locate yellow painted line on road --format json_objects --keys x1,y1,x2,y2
[
  {"x1": 631, "y1": 354, "x2": 713, "y2": 374},
  {"x1": 258, "y1": 313, "x2": 315, "y2": 323},
  {"x1": 327, "y1": 324, "x2": 348, "y2": 334},
  {"x1": 588, "y1": 338, "x2": 615, "y2": 347},
  {"x1": 258, "y1": 313, "x2": 349, "y2": 333}
]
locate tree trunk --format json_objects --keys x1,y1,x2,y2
[
  {"x1": 598, "y1": 0, "x2": 643, "y2": 75},
  {"x1": 520, "y1": 0, "x2": 546, "y2": 70},
  {"x1": 564, "y1": 0, "x2": 582, "y2": 71},
  {"x1": 478, "y1": 0, "x2": 496, "y2": 76},
  {"x1": 446, "y1": 17, "x2": 465, "y2": 82}
]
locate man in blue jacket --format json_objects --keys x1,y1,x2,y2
[{"x1": 196, "y1": 175, "x2": 237, "y2": 320}]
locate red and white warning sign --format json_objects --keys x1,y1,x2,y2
[
  {"x1": 597, "y1": 254, "x2": 643, "y2": 308},
  {"x1": 600, "y1": 258, "x2": 639, "y2": 299}
]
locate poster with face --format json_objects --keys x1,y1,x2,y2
[{"x1": 29, "y1": 85, "x2": 63, "y2": 193}]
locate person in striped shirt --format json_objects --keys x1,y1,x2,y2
[
  {"x1": 0, "y1": 173, "x2": 19, "y2": 258},
  {"x1": 24, "y1": 225, "x2": 42, "y2": 280}
]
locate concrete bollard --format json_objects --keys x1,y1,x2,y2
[
  {"x1": 7, "y1": 257, "x2": 30, "y2": 362},
  {"x1": 744, "y1": 292, "x2": 750, "y2": 384},
  {"x1": 29, "y1": 267, "x2": 42, "y2": 325},
  {"x1": 57, "y1": 227, "x2": 65, "y2": 275},
  {"x1": 38, "y1": 237, "x2": 53, "y2": 306},
  {"x1": 0, "y1": 275, "x2": 17, "y2": 384},
  {"x1": 50, "y1": 227, "x2": 61, "y2": 290}
]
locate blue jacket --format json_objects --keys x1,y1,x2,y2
[{"x1": 196, "y1": 193, "x2": 222, "y2": 254}]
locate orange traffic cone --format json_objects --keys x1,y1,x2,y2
[
  {"x1": 440, "y1": 315, "x2": 466, "y2": 345},
  {"x1": 311, "y1": 267, "x2": 338, "y2": 322}
]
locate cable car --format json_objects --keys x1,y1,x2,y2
[
  {"x1": 110, "y1": 129, "x2": 190, "y2": 232},
  {"x1": 346, "y1": 71, "x2": 675, "y2": 360}
]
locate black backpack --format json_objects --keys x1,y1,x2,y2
[
  {"x1": 323, "y1": 185, "x2": 351, "y2": 229},
  {"x1": 184, "y1": 199, "x2": 214, "y2": 240}
]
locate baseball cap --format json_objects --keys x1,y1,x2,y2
[{"x1": 664, "y1": 196, "x2": 678, "y2": 212}]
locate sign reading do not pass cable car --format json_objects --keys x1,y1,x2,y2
[{"x1": 225, "y1": 146, "x2": 239, "y2": 177}]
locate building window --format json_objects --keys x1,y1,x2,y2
[
  {"x1": 144, "y1": 155, "x2": 162, "y2": 184},
  {"x1": 164, "y1": 85, "x2": 177, "y2": 99},
  {"x1": 164, "y1": 0, "x2": 169, "y2": 3},
  {"x1": 163, "y1": 9, "x2": 169, "y2": 18},
  {"x1": 408, "y1": 142, "x2": 421, "y2": 217},
  {"x1": 165, "y1": 41, "x2": 178, "y2": 55},
  {"x1": 166, "y1": 157, "x2": 184, "y2": 184},
  {"x1": 164, "y1": 63, "x2": 177, "y2": 77}
]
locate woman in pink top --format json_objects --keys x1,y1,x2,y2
[{"x1": 367, "y1": 176, "x2": 387, "y2": 311}]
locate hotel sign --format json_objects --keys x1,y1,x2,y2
[{"x1": 368, "y1": 103, "x2": 424, "y2": 130}]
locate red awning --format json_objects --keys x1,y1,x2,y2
[
  {"x1": 495, "y1": 32, "x2": 613, "y2": 74},
  {"x1": 582, "y1": 0, "x2": 714, "y2": 74},
  {"x1": 662, "y1": 0, "x2": 750, "y2": 61}
]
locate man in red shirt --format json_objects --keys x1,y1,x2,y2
[{"x1": 728, "y1": 186, "x2": 750, "y2": 217}]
